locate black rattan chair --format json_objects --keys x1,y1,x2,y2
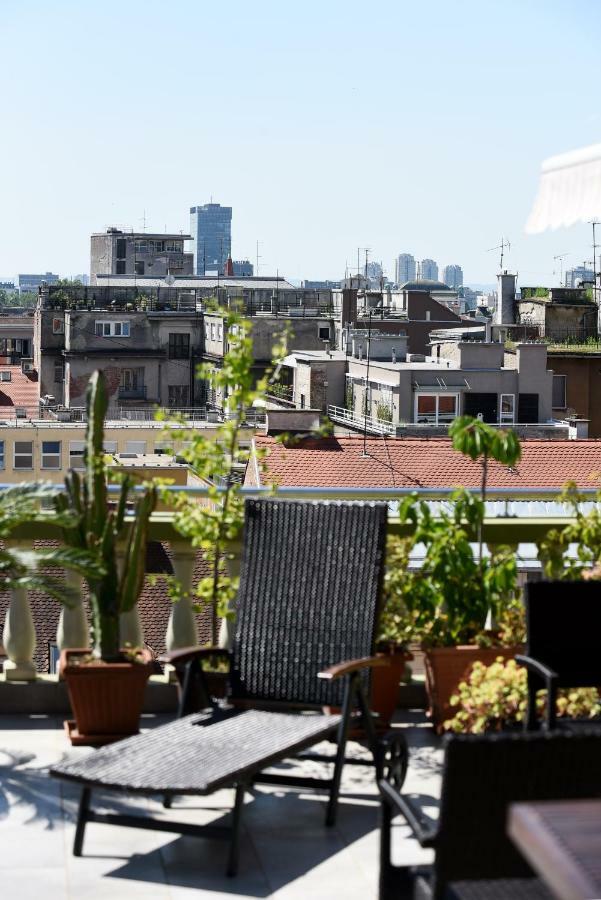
[
  {"x1": 379, "y1": 730, "x2": 601, "y2": 900},
  {"x1": 516, "y1": 580, "x2": 601, "y2": 730},
  {"x1": 52, "y1": 498, "x2": 407, "y2": 875}
]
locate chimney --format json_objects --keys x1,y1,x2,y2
[
  {"x1": 223, "y1": 256, "x2": 234, "y2": 276},
  {"x1": 341, "y1": 287, "x2": 358, "y2": 326},
  {"x1": 495, "y1": 272, "x2": 517, "y2": 325}
]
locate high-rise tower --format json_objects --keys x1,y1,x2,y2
[{"x1": 189, "y1": 203, "x2": 232, "y2": 275}]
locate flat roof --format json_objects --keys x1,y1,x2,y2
[
  {"x1": 92, "y1": 232, "x2": 192, "y2": 240},
  {"x1": 97, "y1": 275, "x2": 296, "y2": 290}
]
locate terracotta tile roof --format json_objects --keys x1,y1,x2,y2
[
  {"x1": 0, "y1": 364, "x2": 39, "y2": 411},
  {"x1": 251, "y1": 435, "x2": 601, "y2": 490}
]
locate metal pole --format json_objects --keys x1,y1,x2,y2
[{"x1": 362, "y1": 309, "x2": 372, "y2": 457}]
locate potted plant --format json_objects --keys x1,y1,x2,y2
[
  {"x1": 55, "y1": 370, "x2": 157, "y2": 745},
  {"x1": 386, "y1": 417, "x2": 523, "y2": 730},
  {"x1": 444, "y1": 656, "x2": 600, "y2": 733}
]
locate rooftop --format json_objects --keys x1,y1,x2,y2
[
  {"x1": 400, "y1": 279, "x2": 453, "y2": 292},
  {"x1": 93, "y1": 231, "x2": 193, "y2": 240},
  {"x1": 250, "y1": 435, "x2": 601, "y2": 489},
  {"x1": 0, "y1": 712, "x2": 437, "y2": 899},
  {"x1": 96, "y1": 276, "x2": 296, "y2": 290},
  {"x1": 0, "y1": 364, "x2": 39, "y2": 410}
]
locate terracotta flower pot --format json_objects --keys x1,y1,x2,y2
[
  {"x1": 371, "y1": 643, "x2": 413, "y2": 729},
  {"x1": 61, "y1": 647, "x2": 153, "y2": 746},
  {"x1": 424, "y1": 645, "x2": 521, "y2": 733}
]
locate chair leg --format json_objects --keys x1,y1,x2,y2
[
  {"x1": 73, "y1": 787, "x2": 91, "y2": 857},
  {"x1": 525, "y1": 675, "x2": 538, "y2": 731},
  {"x1": 226, "y1": 782, "x2": 246, "y2": 877},
  {"x1": 325, "y1": 673, "x2": 357, "y2": 827},
  {"x1": 379, "y1": 799, "x2": 414, "y2": 900}
]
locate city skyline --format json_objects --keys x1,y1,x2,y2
[{"x1": 1, "y1": 1, "x2": 600, "y2": 284}]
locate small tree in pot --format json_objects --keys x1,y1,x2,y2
[{"x1": 55, "y1": 370, "x2": 157, "y2": 744}]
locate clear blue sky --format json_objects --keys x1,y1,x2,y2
[{"x1": 1, "y1": 0, "x2": 600, "y2": 285}]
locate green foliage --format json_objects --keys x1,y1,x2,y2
[
  {"x1": 0, "y1": 483, "x2": 103, "y2": 603},
  {"x1": 166, "y1": 304, "x2": 288, "y2": 645},
  {"x1": 54, "y1": 371, "x2": 157, "y2": 660},
  {"x1": 521, "y1": 287, "x2": 549, "y2": 299},
  {"x1": 382, "y1": 490, "x2": 519, "y2": 647},
  {"x1": 537, "y1": 481, "x2": 601, "y2": 579},
  {"x1": 444, "y1": 657, "x2": 600, "y2": 733},
  {"x1": 382, "y1": 418, "x2": 522, "y2": 648},
  {"x1": 375, "y1": 400, "x2": 393, "y2": 423}
]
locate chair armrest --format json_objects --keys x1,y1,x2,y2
[
  {"x1": 515, "y1": 654, "x2": 559, "y2": 685},
  {"x1": 159, "y1": 646, "x2": 231, "y2": 667},
  {"x1": 317, "y1": 655, "x2": 390, "y2": 681},
  {"x1": 379, "y1": 780, "x2": 438, "y2": 848}
]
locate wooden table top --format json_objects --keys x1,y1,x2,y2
[{"x1": 508, "y1": 799, "x2": 601, "y2": 900}]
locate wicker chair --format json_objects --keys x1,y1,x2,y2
[
  {"x1": 379, "y1": 730, "x2": 601, "y2": 899},
  {"x1": 516, "y1": 580, "x2": 601, "y2": 730},
  {"x1": 52, "y1": 498, "x2": 407, "y2": 875}
]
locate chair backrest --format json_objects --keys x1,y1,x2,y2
[
  {"x1": 432, "y1": 730, "x2": 601, "y2": 896},
  {"x1": 525, "y1": 580, "x2": 601, "y2": 686},
  {"x1": 229, "y1": 498, "x2": 388, "y2": 707}
]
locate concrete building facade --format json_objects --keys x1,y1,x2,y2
[{"x1": 90, "y1": 229, "x2": 193, "y2": 283}]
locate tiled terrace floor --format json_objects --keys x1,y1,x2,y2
[{"x1": 0, "y1": 712, "x2": 441, "y2": 899}]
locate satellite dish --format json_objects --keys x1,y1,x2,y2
[{"x1": 164, "y1": 273, "x2": 176, "y2": 286}]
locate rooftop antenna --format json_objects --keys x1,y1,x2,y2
[
  {"x1": 553, "y1": 253, "x2": 569, "y2": 286},
  {"x1": 256, "y1": 240, "x2": 262, "y2": 276},
  {"x1": 141, "y1": 209, "x2": 147, "y2": 233},
  {"x1": 590, "y1": 221, "x2": 599, "y2": 302},
  {"x1": 487, "y1": 237, "x2": 511, "y2": 271}
]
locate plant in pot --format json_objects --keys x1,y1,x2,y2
[
  {"x1": 443, "y1": 656, "x2": 600, "y2": 734},
  {"x1": 386, "y1": 416, "x2": 523, "y2": 730},
  {"x1": 55, "y1": 369, "x2": 157, "y2": 745}
]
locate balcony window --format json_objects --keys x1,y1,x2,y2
[
  {"x1": 14, "y1": 441, "x2": 33, "y2": 470},
  {"x1": 54, "y1": 361, "x2": 64, "y2": 383},
  {"x1": 168, "y1": 333, "x2": 190, "y2": 359},
  {"x1": 119, "y1": 367, "x2": 145, "y2": 399},
  {"x1": 415, "y1": 393, "x2": 458, "y2": 425},
  {"x1": 0, "y1": 371, "x2": 11, "y2": 382},
  {"x1": 42, "y1": 441, "x2": 61, "y2": 469},
  {"x1": 168, "y1": 385, "x2": 190, "y2": 407},
  {"x1": 95, "y1": 320, "x2": 130, "y2": 337},
  {"x1": 125, "y1": 440, "x2": 146, "y2": 454},
  {"x1": 0, "y1": 440, "x2": 5, "y2": 469},
  {"x1": 500, "y1": 393, "x2": 515, "y2": 424}
]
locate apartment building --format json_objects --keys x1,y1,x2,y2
[
  {"x1": 35, "y1": 285, "x2": 203, "y2": 409},
  {"x1": 90, "y1": 228, "x2": 193, "y2": 283}
]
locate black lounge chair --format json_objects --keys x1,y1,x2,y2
[
  {"x1": 51, "y1": 498, "x2": 408, "y2": 875},
  {"x1": 379, "y1": 729, "x2": 601, "y2": 900},
  {"x1": 516, "y1": 580, "x2": 601, "y2": 730}
]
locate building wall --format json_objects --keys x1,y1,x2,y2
[{"x1": 547, "y1": 353, "x2": 601, "y2": 437}]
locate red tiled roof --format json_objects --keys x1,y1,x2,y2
[
  {"x1": 251, "y1": 435, "x2": 601, "y2": 490},
  {"x1": 0, "y1": 365, "x2": 38, "y2": 410}
]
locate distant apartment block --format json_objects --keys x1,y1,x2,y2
[
  {"x1": 564, "y1": 266, "x2": 594, "y2": 288},
  {"x1": 0, "y1": 282, "x2": 16, "y2": 291},
  {"x1": 232, "y1": 260, "x2": 253, "y2": 276},
  {"x1": 394, "y1": 253, "x2": 416, "y2": 285},
  {"x1": 442, "y1": 264, "x2": 463, "y2": 289},
  {"x1": 18, "y1": 273, "x2": 59, "y2": 293},
  {"x1": 301, "y1": 280, "x2": 341, "y2": 290},
  {"x1": 365, "y1": 261, "x2": 383, "y2": 287},
  {"x1": 190, "y1": 203, "x2": 232, "y2": 275},
  {"x1": 90, "y1": 229, "x2": 193, "y2": 283},
  {"x1": 419, "y1": 258, "x2": 439, "y2": 281}
]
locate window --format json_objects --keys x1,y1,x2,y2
[
  {"x1": 210, "y1": 323, "x2": 216, "y2": 340},
  {"x1": 134, "y1": 260, "x2": 144, "y2": 276},
  {"x1": 518, "y1": 393, "x2": 539, "y2": 424},
  {"x1": 103, "y1": 441, "x2": 117, "y2": 454},
  {"x1": 95, "y1": 320, "x2": 130, "y2": 337},
  {"x1": 464, "y1": 392, "x2": 498, "y2": 423},
  {"x1": 415, "y1": 393, "x2": 458, "y2": 425},
  {"x1": 168, "y1": 333, "x2": 190, "y2": 359},
  {"x1": 168, "y1": 385, "x2": 189, "y2": 407},
  {"x1": 54, "y1": 361, "x2": 64, "y2": 383},
  {"x1": 500, "y1": 393, "x2": 515, "y2": 424},
  {"x1": 318, "y1": 325, "x2": 331, "y2": 341},
  {"x1": 42, "y1": 441, "x2": 61, "y2": 469},
  {"x1": 0, "y1": 441, "x2": 5, "y2": 469},
  {"x1": 154, "y1": 442, "x2": 174, "y2": 456},
  {"x1": 217, "y1": 324, "x2": 223, "y2": 341},
  {"x1": 52, "y1": 318, "x2": 64, "y2": 334},
  {"x1": 120, "y1": 367, "x2": 143, "y2": 390},
  {"x1": 69, "y1": 441, "x2": 85, "y2": 469},
  {"x1": 552, "y1": 375, "x2": 567, "y2": 408},
  {"x1": 116, "y1": 238, "x2": 127, "y2": 259},
  {"x1": 14, "y1": 441, "x2": 33, "y2": 469},
  {"x1": 0, "y1": 371, "x2": 11, "y2": 382},
  {"x1": 125, "y1": 441, "x2": 146, "y2": 454},
  {"x1": 116, "y1": 260, "x2": 126, "y2": 275}
]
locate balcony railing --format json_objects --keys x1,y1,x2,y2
[
  {"x1": 0, "y1": 482, "x2": 595, "y2": 685},
  {"x1": 328, "y1": 404, "x2": 396, "y2": 435},
  {"x1": 118, "y1": 385, "x2": 147, "y2": 400}
]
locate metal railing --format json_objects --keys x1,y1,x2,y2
[
  {"x1": 328, "y1": 404, "x2": 395, "y2": 435},
  {"x1": 118, "y1": 385, "x2": 147, "y2": 400}
]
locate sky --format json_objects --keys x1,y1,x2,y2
[{"x1": 1, "y1": 0, "x2": 600, "y2": 286}]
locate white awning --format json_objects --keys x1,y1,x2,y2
[{"x1": 526, "y1": 142, "x2": 601, "y2": 233}]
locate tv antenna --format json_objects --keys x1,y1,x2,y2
[
  {"x1": 256, "y1": 240, "x2": 262, "y2": 276},
  {"x1": 487, "y1": 237, "x2": 511, "y2": 271},
  {"x1": 553, "y1": 253, "x2": 569, "y2": 286}
]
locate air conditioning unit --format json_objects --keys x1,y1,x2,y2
[{"x1": 21, "y1": 359, "x2": 35, "y2": 374}]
